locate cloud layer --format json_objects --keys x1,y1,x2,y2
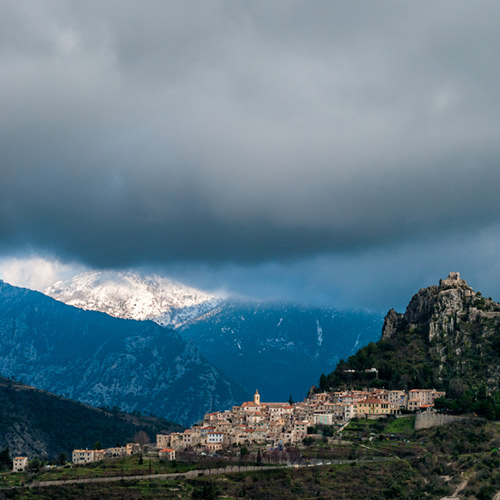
[{"x1": 1, "y1": 1, "x2": 500, "y2": 309}]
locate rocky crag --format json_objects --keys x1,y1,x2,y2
[{"x1": 321, "y1": 273, "x2": 500, "y2": 394}]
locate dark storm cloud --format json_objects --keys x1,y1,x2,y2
[{"x1": 1, "y1": 1, "x2": 500, "y2": 267}]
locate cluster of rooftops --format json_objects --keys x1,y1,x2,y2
[
  {"x1": 10, "y1": 387, "x2": 445, "y2": 470},
  {"x1": 155, "y1": 387, "x2": 445, "y2": 454}
]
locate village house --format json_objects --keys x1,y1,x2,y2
[
  {"x1": 157, "y1": 433, "x2": 171, "y2": 449},
  {"x1": 314, "y1": 413, "x2": 336, "y2": 425},
  {"x1": 182, "y1": 428, "x2": 201, "y2": 448},
  {"x1": 408, "y1": 389, "x2": 446, "y2": 410},
  {"x1": 356, "y1": 397, "x2": 398, "y2": 417},
  {"x1": 72, "y1": 449, "x2": 98, "y2": 464},
  {"x1": 12, "y1": 457, "x2": 28, "y2": 472},
  {"x1": 158, "y1": 448, "x2": 176, "y2": 461},
  {"x1": 205, "y1": 431, "x2": 224, "y2": 448},
  {"x1": 72, "y1": 443, "x2": 138, "y2": 464}
]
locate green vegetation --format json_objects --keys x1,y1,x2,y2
[
  {"x1": 0, "y1": 446, "x2": 12, "y2": 471},
  {"x1": 435, "y1": 385, "x2": 500, "y2": 419},
  {"x1": 35, "y1": 455, "x2": 197, "y2": 482},
  {"x1": 385, "y1": 416, "x2": 415, "y2": 436},
  {"x1": 0, "y1": 377, "x2": 182, "y2": 460},
  {"x1": 1, "y1": 420, "x2": 498, "y2": 499},
  {"x1": 318, "y1": 329, "x2": 438, "y2": 392}
]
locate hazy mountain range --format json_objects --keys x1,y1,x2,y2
[
  {"x1": 45, "y1": 271, "x2": 383, "y2": 401},
  {"x1": 0, "y1": 280, "x2": 244, "y2": 426}
]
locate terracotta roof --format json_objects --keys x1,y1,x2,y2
[
  {"x1": 358, "y1": 397, "x2": 385, "y2": 404},
  {"x1": 160, "y1": 448, "x2": 175, "y2": 453}
]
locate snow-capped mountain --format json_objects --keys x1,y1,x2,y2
[
  {"x1": 44, "y1": 270, "x2": 383, "y2": 402},
  {"x1": 45, "y1": 271, "x2": 221, "y2": 328},
  {"x1": 0, "y1": 280, "x2": 244, "y2": 425}
]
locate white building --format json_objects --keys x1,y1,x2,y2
[
  {"x1": 72, "y1": 449, "x2": 96, "y2": 464},
  {"x1": 13, "y1": 457, "x2": 28, "y2": 472},
  {"x1": 159, "y1": 448, "x2": 176, "y2": 461}
]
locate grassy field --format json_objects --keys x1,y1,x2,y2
[{"x1": 385, "y1": 416, "x2": 415, "y2": 435}]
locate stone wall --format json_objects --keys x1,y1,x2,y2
[{"x1": 414, "y1": 412, "x2": 469, "y2": 430}]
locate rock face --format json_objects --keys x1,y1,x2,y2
[
  {"x1": 382, "y1": 272, "x2": 477, "y2": 342},
  {"x1": 0, "y1": 280, "x2": 244, "y2": 425},
  {"x1": 326, "y1": 273, "x2": 500, "y2": 392}
]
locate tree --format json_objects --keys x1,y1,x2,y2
[
  {"x1": 192, "y1": 480, "x2": 219, "y2": 500},
  {"x1": 302, "y1": 436, "x2": 315, "y2": 446},
  {"x1": 240, "y1": 447, "x2": 249, "y2": 460},
  {"x1": 94, "y1": 441, "x2": 102, "y2": 450},
  {"x1": 58, "y1": 453, "x2": 67, "y2": 466},
  {"x1": 27, "y1": 458, "x2": 42, "y2": 472},
  {"x1": 0, "y1": 447, "x2": 11, "y2": 469},
  {"x1": 133, "y1": 431, "x2": 150, "y2": 449}
]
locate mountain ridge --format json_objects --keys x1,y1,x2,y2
[
  {"x1": 0, "y1": 375, "x2": 182, "y2": 458},
  {"x1": 44, "y1": 270, "x2": 221, "y2": 328},
  {"x1": 0, "y1": 279, "x2": 244, "y2": 425},
  {"x1": 41, "y1": 271, "x2": 382, "y2": 402}
]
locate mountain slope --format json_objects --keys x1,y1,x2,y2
[
  {"x1": 45, "y1": 271, "x2": 221, "y2": 328},
  {"x1": 0, "y1": 376, "x2": 182, "y2": 459},
  {"x1": 320, "y1": 272, "x2": 500, "y2": 394},
  {"x1": 43, "y1": 271, "x2": 382, "y2": 401},
  {"x1": 43, "y1": 271, "x2": 382, "y2": 402},
  {"x1": 0, "y1": 280, "x2": 244, "y2": 425},
  {"x1": 178, "y1": 301, "x2": 382, "y2": 401}
]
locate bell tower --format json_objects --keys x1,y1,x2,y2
[{"x1": 254, "y1": 389, "x2": 260, "y2": 405}]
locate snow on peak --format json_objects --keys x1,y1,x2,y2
[{"x1": 44, "y1": 270, "x2": 221, "y2": 328}]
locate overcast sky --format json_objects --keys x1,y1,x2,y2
[{"x1": 1, "y1": 1, "x2": 500, "y2": 312}]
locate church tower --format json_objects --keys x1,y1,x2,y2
[{"x1": 254, "y1": 389, "x2": 260, "y2": 405}]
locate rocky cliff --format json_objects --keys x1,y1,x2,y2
[{"x1": 321, "y1": 273, "x2": 500, "y2": 393}]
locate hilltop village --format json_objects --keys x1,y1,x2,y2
[
  {"x1": 9, "y1": 387, "x2": 445, "y2": 471},
  {"x1": 155, "y1": 387, "x2": 445, "y2": 457}
]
